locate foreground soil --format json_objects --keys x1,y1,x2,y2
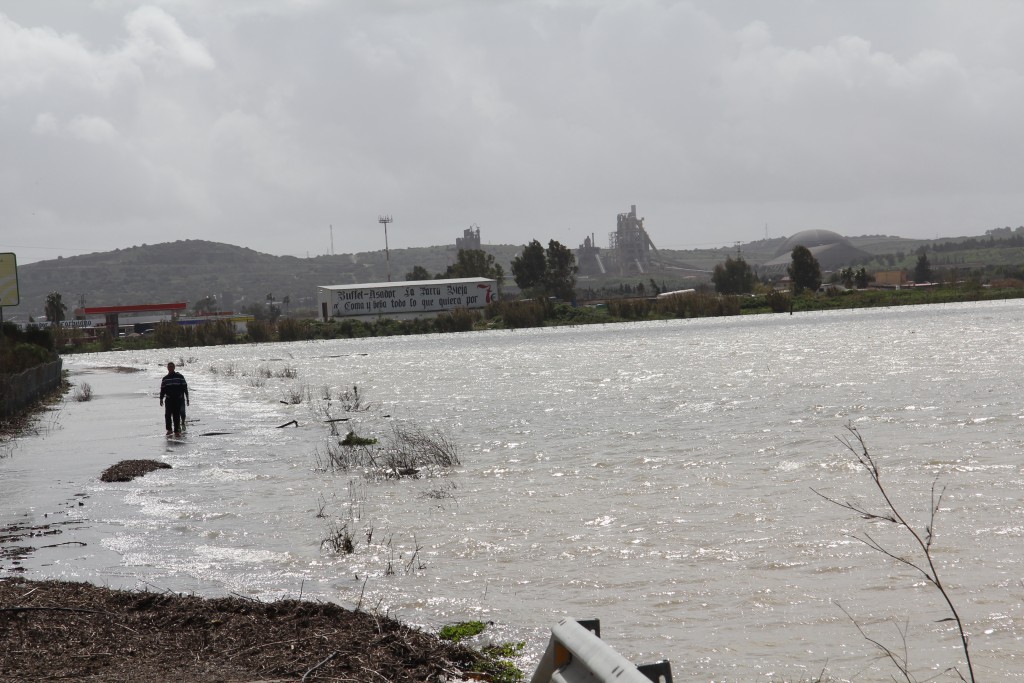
[{"x1": 0, "y1": 578, "x2": 482, "y2": 682}]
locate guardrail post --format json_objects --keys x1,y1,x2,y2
[{"x1": 529, "y1": 618, "x2": 672, "y2": 683}]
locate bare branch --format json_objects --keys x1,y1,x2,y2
[
  {"x1": 819, "y1": 425, "x2": 975, "y2": 682},
  {"x1": 811, "y1": 487, "x2": 898, "y2": 523},
  {"x1": 835, "y1": 601, "x2": 913, "y2": 683}
]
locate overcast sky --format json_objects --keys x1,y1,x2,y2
[{"x1": 3, "y1": 1, "x2": 1024, "y2": 264}]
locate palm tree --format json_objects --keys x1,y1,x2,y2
[{"x1": 44, "y1": 291, "x2": 67, "y2": 325}]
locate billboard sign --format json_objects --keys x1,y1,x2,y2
[
  {"x1": 0, "y1": 253, "x2": 18, "y2": 307},
  {"x1": 322, "y1": 279, "x2": 496, "y2": 319}
]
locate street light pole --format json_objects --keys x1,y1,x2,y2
[{"x1": 378, "y1": 215, "x2": 393, "y2": 281}]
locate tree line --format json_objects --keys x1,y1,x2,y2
[
  {"x1": 32, "y1": 235, "x2": 1024, "y2": 331},
  {"x1": 403, "y1": 239, "x2": 579, "y2": 302},
  {"x1": 712, "y1": 246, "x2": 826, "y2": 295}
]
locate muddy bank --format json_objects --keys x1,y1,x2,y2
[{"x1": 0, "y1": 577, "x2": 482, "y2": 682}]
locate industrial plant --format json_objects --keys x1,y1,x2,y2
[{"x1": 577, "y1": 204, "x2": 699, "y2": 276}]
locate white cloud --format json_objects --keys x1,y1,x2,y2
[
  {"x1": 67, "y1": 115, "x2": 119, "y2": 143},
  {"x1": 0, "y1": 14, "x2": 113, "y2": 96},
  {"x1": 0, "y1": 6, "x2": 212, "y2": 102},
  {"x1": 31, "y1": 111, "x2": 59, "y2": 135},
  {"x1": 5, "y1": 1, "x2": 1024, "y2": 264},
  {"x1": 119, "y1": 6, "x2": 215, "y2": 73},
  {"x1": 30, "y1": 112, "x2": 119, "y2": 143}
]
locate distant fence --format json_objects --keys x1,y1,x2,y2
[{"x1": 0, "y1": 359, "x2": 64, "y2": 419}]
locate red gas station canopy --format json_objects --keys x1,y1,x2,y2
[{"x1": 76, "y1": 302, "x2": 188, "y2": 315}]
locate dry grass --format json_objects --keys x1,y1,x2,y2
[{"x1": 0, "y1": 577, "x2": 481, "y2": 682}]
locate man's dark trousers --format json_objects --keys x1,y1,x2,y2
[{"x1": 165, "y1": 396, "x2": 185, "y2": 433}]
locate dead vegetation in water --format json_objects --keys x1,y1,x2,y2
[
  {"x1": 207, "y1": 363, "x2": 237, "y2": 377},
  {"x1": 388, "y1": 422, "x2": 459, "y2": 469},
  {"x1": 309, "y1": 386, "x2": 373, "y2": 430},
  {"x1": 316, "y1": 478, "x2": 461, "y2": 581},
  {"x1": 320, "y1": 521, "x2": 357, "y2": 554},
  {"x1": 282, "y1": 384, "x2": 307, "y2": 405},
  {"x1": 0, "y1": 577, "x2": 482, "y2": 683},
  {"x1": 316, "y1": 481, "x2": 428, "y2": 577},
  {"x1": 320, "y1": 524, "x2": 426, "y2": 577},
  {"x1": 71, "y1": 382, "x2": 92, "y2": 402},
  {"x1": 315, "y1": 423, "x2": 459, "y2": 480},
  {"x1": 336, "y1": 385, "x2": 371, "y2": 413},
  {"x1": 341, "y1": 430, "x2": 377, "y2": 446},
  {"x1": 1, "y1": 519, "x2": 85, "y2": 574},
  {"x1": 99, "y1": 459, "x2": 172, "y2": 483}
]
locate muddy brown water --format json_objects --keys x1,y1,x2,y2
[{"x1": 3, "y1": 301, "x2": 1024, "y2": 681}]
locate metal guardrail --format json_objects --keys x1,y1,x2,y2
[{"x1": 530, "y1": 618, "x2": 672, "y2": 683}]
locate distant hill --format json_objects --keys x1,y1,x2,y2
[
  {"x1": 7, "y1": 240, "x2": 525, "y2": 319},
  {"x1": 642, "y1": 234, "x2": 925, "y2": 274},
  {"x1": 6, "y1": 229, "x2": 1021, "y2": 319}
]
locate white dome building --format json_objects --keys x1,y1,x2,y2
[{"x1": 761, "y1": 230, "x2": 870, "y2": 272}]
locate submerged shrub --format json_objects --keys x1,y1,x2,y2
[
  {"x1": 486, "y1": 299, "x2": 546, "y2": 329},
  {"x1": 341, "y1": 431, "x2": 377, "y2": 446},
  {"x1": 153, "y1": 322, "x2": 181, "y2": 347},
  {"x1": 73, "y1": 382, "x2": 93, "y2": 402},
  {"x1": 606, "y1": 298, "x2": 651, "y2": 320},
  {"x1": 647, "y1": 291, "x2": 740, "y2": 318},
  {"x1": 314, "y1": 421, "x2": 459, "y2": 479},
  {"x1": 764, "y1": 289, "x2": 791, "y2": 313},
  {"x1": 434, "y1": 308, "x2": 479, "y2": 333},
  {"x1": 385, "y1": 422, "x2": 460, "y2": 470},
  {"x1": 277, "y1": 318, "x2": 309, "y2": 341},
  {"x1": 439, "y1": 621, "x2": 487, "y2": 643},
  {"x1": 439, "y1": 622, "x2": 525, "y2": 683},
  {"x1": 97, "y1": 328, "x2": 115, "y2": 351},
  {"x1": 194, "y1": 320, "x2": 237, "y2": 345},
  {"x1": 320, "y1": 521, "x2": 356, "y2": 554},
  {"x1": 246, "y1": 320, "x2": 273, "y2": 343},
  {"x1": 338, "y1": 385, "x2": 370, "y2": 412}
]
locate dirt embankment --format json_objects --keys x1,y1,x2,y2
[{"x1": 0, "y1": 577, "x2": 482, "y2": 682}]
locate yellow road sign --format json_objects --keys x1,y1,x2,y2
[{"x1": 0, "y1": 253, "x2": 20, "y2": 307}]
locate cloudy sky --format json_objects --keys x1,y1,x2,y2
[{"x1": 3, "y1": 1, "x2": 1024, "y2": 264}]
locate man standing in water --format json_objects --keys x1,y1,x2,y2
[{"x1": 159, "y1": 362, "x2": 189, "y2": 436}]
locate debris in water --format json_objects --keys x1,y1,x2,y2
[{"x1": 99, "y1": 460, "x2": 172, "y2": 483}]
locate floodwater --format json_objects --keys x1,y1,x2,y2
[{"x1": 3, "y1": 300, "x2": 1024, "y2": 681}]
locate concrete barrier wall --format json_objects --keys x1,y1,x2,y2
[{"x1": 0, "y1": 358, "x2": 64, "y2": 418}]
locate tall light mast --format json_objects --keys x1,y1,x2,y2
[{"x1": 378, "y1": 215, "x2": 393, "y2": 281}]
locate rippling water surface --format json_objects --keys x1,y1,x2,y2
[{"x1": 4, "y1": 300, "x2": 1024, "y2": 681}]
